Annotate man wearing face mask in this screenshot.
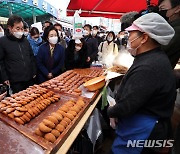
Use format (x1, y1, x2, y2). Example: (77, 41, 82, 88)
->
(98, 31, 118, 68)
(92, 26, 103, 46)
(158, 0, 180, 69)
(0, 24, 4, 38)
(54, 23, 67, 49)
(0, 15, 36, 93)
(65, 38, 88, 70)
(108, 13, 176, 154)
(83, 24, 98, 66)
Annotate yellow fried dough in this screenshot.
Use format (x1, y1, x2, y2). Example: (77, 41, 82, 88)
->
(42, 119, 55, 129)
(39, 122, 52, 133)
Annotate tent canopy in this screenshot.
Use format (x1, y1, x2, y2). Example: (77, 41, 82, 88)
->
(67, 0, 158, 19)
(0, 0, 58, 19)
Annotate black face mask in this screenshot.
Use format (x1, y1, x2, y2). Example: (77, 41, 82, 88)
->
(159, 10, 169, 21)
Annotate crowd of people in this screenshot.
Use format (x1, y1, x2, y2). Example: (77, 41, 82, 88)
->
(0, 14, 132, 93)
(0, 0, 179, 153)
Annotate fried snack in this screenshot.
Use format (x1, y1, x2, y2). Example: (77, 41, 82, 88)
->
(8, 113, 14, 119)
(42, 119, 56, 129)
(65, 113, 74, 121)
(68, 111, 77, 117)
(51, 129, 60, 138)
(47, 116, 59, 125)
(25, 112, 32, 119)
(63, 117, 71, 124)
(56, 124, 65, 132)
(22, 114, 31, 122)
(15, 117, 24, 124)
(16, 107, 27, 112)
(14, 110, 24, 117)
(51, 112, 63, 121)
(108, 65, 128, 74)
(60, 120, 68, 128)
(44, 133, 56, 143)
(57, 110, 66, 117)
(35, 128, 44, 137)
(60, 106, 69, 112)
(74, 88, 82, 93)
(6, 108, 15, 113)
(39, 123, 52, 133)
(76, 99, 85, 108)
(70, 106, 80, 113)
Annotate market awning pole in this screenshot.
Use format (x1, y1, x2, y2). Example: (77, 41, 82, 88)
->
(32, 8, 36, 23)
(8, 3, 12, 17)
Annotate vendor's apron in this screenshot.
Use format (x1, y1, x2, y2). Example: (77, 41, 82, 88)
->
(111, 114, 158, 154)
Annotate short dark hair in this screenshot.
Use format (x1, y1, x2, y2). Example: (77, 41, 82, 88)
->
(54, 23, 63, 29)
(44, 21, 53, 26)
(7, 15, 24, 27)
(43, 25, 60, 43)
(30, 27, 39, 36)
(23, 21, 29, 29)
(107, 31, 116, 41)
(159, 0, 180, 7)
(93, 26, 99, 30)
(84, 24, 92, 30)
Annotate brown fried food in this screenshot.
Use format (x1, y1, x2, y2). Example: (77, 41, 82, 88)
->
(14, 110, 24, 117)
(60, 120, 68, 128)
(47, 116, 59, 125)
(76, 99, 85, 108)
(35, 128, 44, 137)
(42, 119, 56, 129)
(55, 124, 65, 132)
(63, 117, 71, 124)
(68, 111, 77, 117)
(51, 112, 63, 121)
(60, 106, 69, 112)
(6, 108, 15, 113)
(39, 122, 52, 133)
(51, 129, 60, 138)
(44, 133, 56, 143)
(65, 113, 75, 121)
(15, 117, 24, 124)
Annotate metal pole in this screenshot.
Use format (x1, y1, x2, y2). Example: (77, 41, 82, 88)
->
(32, 8, 36, 23)
(8, 3, 12, 16)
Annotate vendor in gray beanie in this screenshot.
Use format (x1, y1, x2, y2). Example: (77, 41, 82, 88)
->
(108, 13, 176, 154)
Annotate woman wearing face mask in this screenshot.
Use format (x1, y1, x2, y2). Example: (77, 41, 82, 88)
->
(108, 13, 176, 154)
(36, 26, 65, 83)
(98, 31, 118, 68)
(65, 38, 88, 70)
(27, 27, 42, 56)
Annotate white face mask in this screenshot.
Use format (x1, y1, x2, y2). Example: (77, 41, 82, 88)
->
(75, 46, 82, 51)
(24, 32, 29, 37)
(34, 38, 39, 42)
(13, 31, 24, 39)
(127, 36, 142, 56)
(107, 36, 113, 42)
(83, 30, 89, 36)
(0, 31, 4, 37)
(49, 36, 58, 44)
(120, 35, 124, 39)
(92, 30, 98, 36)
